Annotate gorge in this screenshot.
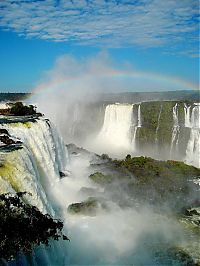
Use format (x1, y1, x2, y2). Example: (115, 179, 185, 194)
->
(0, 97, 199, 265)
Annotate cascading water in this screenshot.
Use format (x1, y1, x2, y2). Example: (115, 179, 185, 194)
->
(155, 105, 162, 146)
(94, 101, 200, 166)
(170, 103, 180, 158)
(185, 104, 200, 168)
(131, 104, 141, 152)
(138, 104, 142, 128)
(2, 119, 68, 187)
(96, 104, 133, 153)
(184, 104, 191, 128)
(0, 103, 199, 265)
(0, 116, 69, 265)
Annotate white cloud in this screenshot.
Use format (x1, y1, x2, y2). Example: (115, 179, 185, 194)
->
(0, 0, 198, 55)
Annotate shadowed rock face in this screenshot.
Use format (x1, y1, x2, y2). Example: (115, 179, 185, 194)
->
(0, 128, 22, 146)
(0, 135, 21, 145)
(0, 129, 9, 135)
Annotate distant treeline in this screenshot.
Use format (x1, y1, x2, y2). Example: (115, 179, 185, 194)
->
(100, 90, 200, 103)
(0, 93, 31, 102)
(0, 90, 199, 103)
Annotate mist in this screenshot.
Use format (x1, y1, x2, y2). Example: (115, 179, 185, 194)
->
(26, 53, 200, 264)
(30, 52, 198, 158)
(49, 148, 189, 265)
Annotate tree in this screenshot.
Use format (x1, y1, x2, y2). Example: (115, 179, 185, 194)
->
(0, 192, 69, 262)
(10, 102, 37, 116)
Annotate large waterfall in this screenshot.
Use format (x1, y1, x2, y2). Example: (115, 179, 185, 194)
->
(170, 103, 180, 158)
(0, 116, 69, 265)
(185, 104, 200, 167)
(95, 102, 200, 167)
(96, 104, 133, 153)
(0, 103, 199, 265)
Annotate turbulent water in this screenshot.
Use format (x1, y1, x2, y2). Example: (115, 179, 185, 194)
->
(0, 102, 199, 265)
(0, 116, 69, 265)
(185, 104, 200, 167)
(96, 104, 133, 153)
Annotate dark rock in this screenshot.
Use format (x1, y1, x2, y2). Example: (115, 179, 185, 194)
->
(0, 135, 15, 145)
(185, 209, 199, 216)
(0, 129, 9, 135)
(59, 171, 66, 178)
(0, 135, 22, 145)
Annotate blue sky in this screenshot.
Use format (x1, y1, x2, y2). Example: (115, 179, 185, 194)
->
(0, 0, 199, 92)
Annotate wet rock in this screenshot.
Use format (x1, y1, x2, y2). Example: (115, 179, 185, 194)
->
(0, 135, 21, 145)
(59, 170, 71, 179)
(0, 129, 9, 135)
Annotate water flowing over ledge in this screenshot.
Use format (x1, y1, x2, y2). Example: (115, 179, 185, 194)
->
(87, 101, 199, 167)
(0, 116, 69, 265)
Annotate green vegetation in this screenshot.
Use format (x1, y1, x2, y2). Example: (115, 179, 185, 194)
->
(68, 197, 107, 216)
(89, 172, 114, 185)
(0, 102, 42, 117)
(132, 101, 194, 158)
(0, 193, 69, 262)
(89, 155, 200, 212)
(101, 90, 200, 103)
(113, 156, 200, 180)
(136, 101, 175, 146)
(10, 102, 36, 116)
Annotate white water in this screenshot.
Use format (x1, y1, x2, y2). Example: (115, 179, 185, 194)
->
(131, 104, 142, 152)
(184, 104, 191, 128)
(2, 119, 68, 187)
(0, 117, 69, 265)
(95, 102, 200, 167)
(170, 103, 180, 158)
(185, 104, 200, 168)
(0, 110, 199, 265)
(96, 104, 133, 153)
(155, 105, 162, 145)
(138, 104, 142, 128)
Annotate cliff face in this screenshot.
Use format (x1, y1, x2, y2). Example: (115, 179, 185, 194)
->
(133, 102, 199, 166)
(64, 101, 199, 167)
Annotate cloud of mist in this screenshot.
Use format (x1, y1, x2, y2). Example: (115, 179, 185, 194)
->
(49, 149, 187, 265)
(30, 52, 196, 150)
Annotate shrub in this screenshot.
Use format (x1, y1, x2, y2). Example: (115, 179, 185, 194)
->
(0, 192, 69, 261)
(10, 102, 36, 116)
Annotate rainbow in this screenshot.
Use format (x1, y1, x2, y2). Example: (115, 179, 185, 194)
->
(33, 69, 199, 94)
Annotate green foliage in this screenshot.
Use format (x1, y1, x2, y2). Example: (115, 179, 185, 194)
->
(89, 172, 114, 184)
(68, 197, 103, 216)
(135, 101, 189, 149)
(114, 156, 200, 180)
(0, 193, 69, 261)
(10, 102, 37, 116)
(90, 155, 200, 212)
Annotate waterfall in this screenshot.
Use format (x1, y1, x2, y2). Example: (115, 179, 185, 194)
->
(185, 104, 200, 168)
(132, 104, 142, 151)
(184, 104, 191, 128)
(97, 104, 133, 152)
(2, 118, 68, 188)
(170, 103, 180, 158)
(138, 104, 142, 128)
(155, 105, 162, 145)
(0, 117, 69, 265)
